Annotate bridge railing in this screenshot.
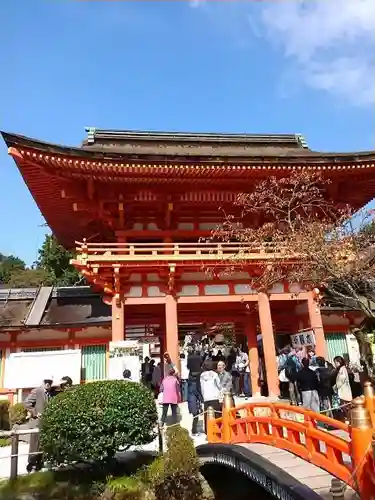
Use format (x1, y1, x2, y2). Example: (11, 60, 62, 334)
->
(207, 382, 375, 500)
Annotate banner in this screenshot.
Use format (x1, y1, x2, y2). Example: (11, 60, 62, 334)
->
(4, 350, 81, 390)
(108, 341, 142, 382)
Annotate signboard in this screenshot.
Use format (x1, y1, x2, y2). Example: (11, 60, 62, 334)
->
(108, 341, 142, 382)
(202, 453, 298, 500)
(290, 329, 315, 349)
(4, 350, 82, 390)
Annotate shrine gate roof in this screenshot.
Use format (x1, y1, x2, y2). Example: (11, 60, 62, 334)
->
(3, 128, 375, 160)
(2, 129, 375, 248)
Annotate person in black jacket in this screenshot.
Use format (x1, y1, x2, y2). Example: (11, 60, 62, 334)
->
(315, 357, 333, 416)
(292, 358, 320, 412)
(187, 348, 202, 376)
(187, 349, 203, 436)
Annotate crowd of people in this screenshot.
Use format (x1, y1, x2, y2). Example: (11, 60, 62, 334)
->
(277, 346, 366, 421)
(141, 342, 369, 435)
(139, 345, 253, 437)
(22, 344, 369, 472)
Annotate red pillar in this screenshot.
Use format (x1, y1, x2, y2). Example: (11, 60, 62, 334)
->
(165, 295, 180, 373)
(245, 317, 260, 396)
(307, 293, 327, 358)
(258, 292, 279, 398)
(111, 296, 125, 342)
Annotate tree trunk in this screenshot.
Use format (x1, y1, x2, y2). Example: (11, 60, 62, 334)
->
(352, 328, 374, 379)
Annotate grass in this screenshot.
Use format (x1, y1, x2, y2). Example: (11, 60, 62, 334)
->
(0, 437, 10, 447)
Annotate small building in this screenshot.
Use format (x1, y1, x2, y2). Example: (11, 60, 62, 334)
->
(1, 128, 374, 398)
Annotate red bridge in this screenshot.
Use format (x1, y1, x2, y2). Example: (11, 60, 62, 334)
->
(204, 382, 375, 500)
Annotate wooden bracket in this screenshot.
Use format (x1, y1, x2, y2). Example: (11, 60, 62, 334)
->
(168, 264, 176, 295)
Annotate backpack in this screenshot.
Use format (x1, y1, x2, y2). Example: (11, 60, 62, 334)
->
(285, 356, 297, 380)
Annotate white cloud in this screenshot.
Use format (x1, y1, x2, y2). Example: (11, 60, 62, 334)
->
(189, 0, 203, 8)
(191, 0, 375, 106)
(260, 0, 375, 105)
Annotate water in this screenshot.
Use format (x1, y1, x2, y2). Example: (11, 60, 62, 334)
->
(201, 463, 276, 500)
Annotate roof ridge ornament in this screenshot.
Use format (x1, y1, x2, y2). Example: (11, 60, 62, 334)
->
(85, 127, 96, 145)
(295, 133, 309, 149)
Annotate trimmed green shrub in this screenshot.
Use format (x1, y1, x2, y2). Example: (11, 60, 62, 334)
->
(9, 403, 27, 427)
(0, 400, 10, 430)
(40, 380, 158, 466)
(0, 470, 106, 500)
(105, 476, 145, 500)
(0, 471, 56, 500)
(146, 425, 202, 500)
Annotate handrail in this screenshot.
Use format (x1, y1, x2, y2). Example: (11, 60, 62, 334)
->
(76, 241, 281, 248)
(229, 402, 351, 485)
(72, 241, 297, 264)
(208, 397, 375, 499)
(0, 427, 40, 480)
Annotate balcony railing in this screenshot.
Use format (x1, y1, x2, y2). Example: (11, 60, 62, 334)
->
(73, 241, 291, 264)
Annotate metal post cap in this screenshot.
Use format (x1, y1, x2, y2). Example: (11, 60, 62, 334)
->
(364, 381, 375, 395)
(330, 478, 346, 499)
(223, 391, 234, 410)
(207, 406, 216, 420)
(350, 396, 372, 428)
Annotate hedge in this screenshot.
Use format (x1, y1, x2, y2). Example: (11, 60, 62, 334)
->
(40, 380, 158, 465)
(9, 403, 27, 427)
(0, 400, 10, 430)
(146, 426, 203, 500)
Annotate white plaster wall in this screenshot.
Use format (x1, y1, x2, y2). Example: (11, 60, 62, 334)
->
(147, 286, 165, 297)
(177, 285, 199, 296)
(126, 286, 143, 298)
(147, 273, 160, 282)
(289, 283, 303, 293)
(129, 273, 142, 282)
(234, 284, 255, 294)
(204, 285, 230, 295)
(181, 272, 206, 281)
(218, 272, 250, 280)
(199, 222, 220, 230)
(177, 222, 194, 230)
(268, 283, 285, 293)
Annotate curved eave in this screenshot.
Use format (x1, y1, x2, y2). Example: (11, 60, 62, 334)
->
(2, 130, 375, 164)
(4, 131, 375, 249)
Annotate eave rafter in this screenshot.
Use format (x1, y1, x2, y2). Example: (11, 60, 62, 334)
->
(9, 147, 375, 179)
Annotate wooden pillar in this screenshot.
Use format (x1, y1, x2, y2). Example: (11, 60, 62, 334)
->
(258, 293, 279, 398)
(165, 295, 180, 372)
(111, 296, 125, 342)
(307, 293, 327, 358)
(245, 317, 260, 397)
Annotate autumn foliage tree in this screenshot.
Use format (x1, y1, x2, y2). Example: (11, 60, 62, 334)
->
(213, 171, 375, 374)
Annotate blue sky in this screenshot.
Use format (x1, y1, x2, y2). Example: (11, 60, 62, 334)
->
(0, 0, 374, 266)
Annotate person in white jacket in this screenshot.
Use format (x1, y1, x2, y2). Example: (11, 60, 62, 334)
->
(200, 360, 222, 434)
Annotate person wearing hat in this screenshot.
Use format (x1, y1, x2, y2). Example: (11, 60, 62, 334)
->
(59, 376, 73, 391)
(24, 377, 55, 473)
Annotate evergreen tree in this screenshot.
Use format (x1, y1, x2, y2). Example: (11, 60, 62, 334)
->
(1, 235, 81, 287)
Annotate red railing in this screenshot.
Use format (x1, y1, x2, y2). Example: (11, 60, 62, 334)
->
(72, 240, 295, 264)
(208, 385, 375, 499)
